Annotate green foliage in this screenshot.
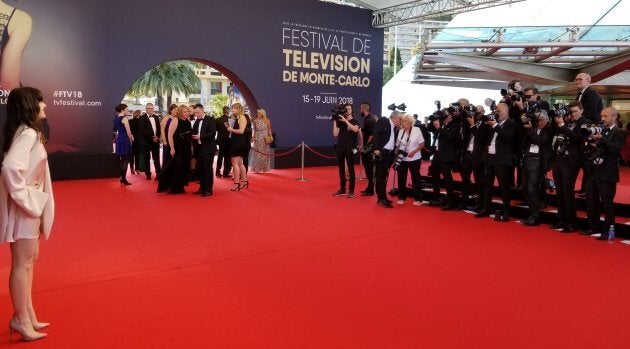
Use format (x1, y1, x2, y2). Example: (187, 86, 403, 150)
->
(127, 60, 201, 112)
(209, 94, 228, 118)
(388, 47, 403, 71)
(383, 66, 394, 86)
(410, 42, 424, 57)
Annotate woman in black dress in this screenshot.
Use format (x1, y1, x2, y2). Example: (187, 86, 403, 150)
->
(226, 103, 250, 191)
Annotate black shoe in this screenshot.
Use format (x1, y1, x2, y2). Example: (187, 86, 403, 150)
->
(579, 229, 596, 236)
(455, 202, 468, 211)
(516, 201, 529, 207)
(494, 215, 510, 222)
(560, 225, 576, 233)
(146, 176, 152, 180)
(474, 210, 489, 218)
(333, 189, 346, 196)
(200, 191, 212, 197)
(361, 191, 374, 196)
(575, 189, 585, 195)
(427, 200, 441, 207)
(550, 222, 565, 230)
(441, 204, 456, 211)
(596, 235, 608, 241)
(377, 200, 393, 208)
(347, 192, 355, 198)
(216, 173, 222, 178)
(522, 217, 540, 226)
(194, 190, 203, 195)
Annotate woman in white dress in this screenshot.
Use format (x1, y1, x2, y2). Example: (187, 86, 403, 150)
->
(0, 87, 54, 341)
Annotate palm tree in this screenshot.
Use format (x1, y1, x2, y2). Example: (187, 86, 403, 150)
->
(127, 60, 201, 112)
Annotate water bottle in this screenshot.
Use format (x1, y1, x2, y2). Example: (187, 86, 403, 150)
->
(607, 224, 615, 242)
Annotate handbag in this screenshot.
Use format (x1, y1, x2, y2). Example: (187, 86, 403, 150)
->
(264, 134, 274, 144)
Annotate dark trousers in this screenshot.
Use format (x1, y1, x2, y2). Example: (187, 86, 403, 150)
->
(216, 140, 232, 176)
(585, 177, 617, 232)
(375, 150, 394, 201)
(142, 141, 161, 179)
(131, 142, 142, 172)
(439, 160, 456, 204)
(336, 149, 356, 192)
(361, 152, 375, 193)
(197, 151, 215, 193)
(552, 158, 580, 227)
(482, 155, 513, 216)
(396, 159, 422, 201)
(522, 155, 543, 219)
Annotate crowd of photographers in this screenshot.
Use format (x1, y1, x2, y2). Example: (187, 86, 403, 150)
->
(332, 72, 628, 240)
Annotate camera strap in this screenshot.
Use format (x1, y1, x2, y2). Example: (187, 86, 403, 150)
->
(397, 129, 412, 153)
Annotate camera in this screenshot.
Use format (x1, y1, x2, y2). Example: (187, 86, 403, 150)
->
(330, 106, 346, 121)
(581, 140, 605, 165)
(392, 149, 408, 170)
(548, 103, 568, 119)
(580, 124, 605, 137)
(360, 143, 374, 155)
(500, 80, 524, 104)
(428, 110, 447, 122)
(480, 113, 496, 122)
(553, 134, 568, 155)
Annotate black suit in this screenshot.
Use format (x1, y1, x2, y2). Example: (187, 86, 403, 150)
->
(139, 113, 162, 179)
(584, 126, 628, 232)
(521, 125, 553, 219)
(192, 116, 217, 194)
(461, 120, 492, 209)
(431, 119, 461, 206)
(215, 114, 232, 176)
(552, 117, 588, 228)
(578, 86, 603, 123)
(480, 118, 517, 217)
(373, 116, 396, 202)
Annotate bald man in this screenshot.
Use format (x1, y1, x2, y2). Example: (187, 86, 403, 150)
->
(582, 107, 627, 239)
(574, 72, 603, 124)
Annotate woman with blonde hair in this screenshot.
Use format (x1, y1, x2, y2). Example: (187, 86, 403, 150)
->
(252, 108, 272, 173)
(1, 87, 54, 342)
(226, 103, 250, 190)
(395, 113, 425, 206)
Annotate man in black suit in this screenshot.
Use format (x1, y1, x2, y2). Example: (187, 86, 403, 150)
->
(460, 105, 493, 211)
(372, 111, 402, 208)
(475, 102, 517, 222)
(215, 106, 232, 178)
(574, 72, 603, 124)
(582, 107, 628, 239)
(431, 109, 461, 210)
(191, 104, 217, 197)
(139, 103, 161, 180)
(551, 101, 588, 233)
(520, 112, 553, 226)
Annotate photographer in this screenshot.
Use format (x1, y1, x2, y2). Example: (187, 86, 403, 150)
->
(583, 107, 628, 239)
(551, 101, 588, 233)
(475, 102, 517, 222)
(574, 72, 603, 124)
(429, 108, 461, 210)
(332, 103, 360, 198)
(394, 114, 425, 206)
(520, 112, 553, 226)
(359, 102, 378, 196)
(460, 105, 493, 211)
(372, 111, 402, 208)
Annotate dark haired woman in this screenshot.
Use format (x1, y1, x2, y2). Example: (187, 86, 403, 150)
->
(0, 87, 55, 341)
(113, 104, 133, 185)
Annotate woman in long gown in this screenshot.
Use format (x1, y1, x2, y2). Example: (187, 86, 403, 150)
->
(252, 108, 272, 173)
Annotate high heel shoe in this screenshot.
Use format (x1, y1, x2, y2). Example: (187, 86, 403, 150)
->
(240, 181, 249, 189)
(120, 178, 132, 186)
(230, 182, 241, 191)
(9, 317, 47, 342)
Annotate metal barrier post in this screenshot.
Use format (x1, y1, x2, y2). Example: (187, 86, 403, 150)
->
(297, 141, 308, 181)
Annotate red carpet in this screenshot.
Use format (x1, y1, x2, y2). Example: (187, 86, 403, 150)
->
(1, 166, 630, 348)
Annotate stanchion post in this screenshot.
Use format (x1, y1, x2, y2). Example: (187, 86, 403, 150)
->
(297, 141, 308, 181)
